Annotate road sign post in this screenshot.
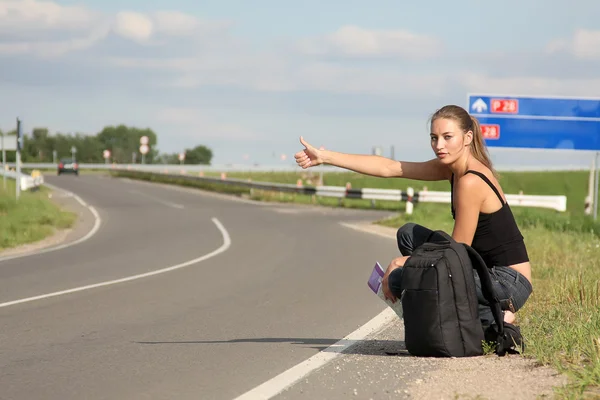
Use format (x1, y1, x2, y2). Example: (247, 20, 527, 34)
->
(16, 118, 22, 200)
(468, 93, 600, 220)
(140, 136, 149, 164)
(595, 152, 600, 220)
(1, 133, 5, 190)
(140, 144, 149, 164)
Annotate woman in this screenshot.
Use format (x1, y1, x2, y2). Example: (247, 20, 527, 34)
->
(294, 104, 533, 327)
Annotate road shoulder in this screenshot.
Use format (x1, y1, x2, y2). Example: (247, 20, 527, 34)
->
(274, 221, 568, 400)
(0, 185, 98, 260)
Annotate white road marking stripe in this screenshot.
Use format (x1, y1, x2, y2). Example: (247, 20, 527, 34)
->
(0, 217, 230, 309)
(233, 308, 396, 400)
(233, 220, 398, 399)
(129, 189, 185, 209)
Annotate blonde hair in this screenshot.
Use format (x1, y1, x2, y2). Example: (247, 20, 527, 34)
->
(430, 105, 498, 179)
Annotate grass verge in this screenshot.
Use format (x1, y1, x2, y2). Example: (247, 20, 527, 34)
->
(0, 179, 77, 251)
(111, 168, 600, 398)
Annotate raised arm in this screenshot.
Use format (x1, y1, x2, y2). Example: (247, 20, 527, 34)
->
(295, 136, 451, 181)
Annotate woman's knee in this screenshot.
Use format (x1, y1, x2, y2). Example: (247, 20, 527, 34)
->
(396, 222, 433, 255)
(396, 223, 418, 255)
(495, 268, 533, 313)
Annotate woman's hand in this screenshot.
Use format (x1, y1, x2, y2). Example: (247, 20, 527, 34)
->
(382, 256, 409, 303)
(295, 136, 323, 169)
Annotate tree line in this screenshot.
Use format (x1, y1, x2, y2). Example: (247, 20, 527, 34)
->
(0, 124, 213, 165)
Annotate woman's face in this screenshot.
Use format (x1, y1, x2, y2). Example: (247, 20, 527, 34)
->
(430, 118, 470, 164)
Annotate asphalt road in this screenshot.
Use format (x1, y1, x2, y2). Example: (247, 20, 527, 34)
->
(0, 174, 402, 400)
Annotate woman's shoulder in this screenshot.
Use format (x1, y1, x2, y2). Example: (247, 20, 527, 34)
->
(456, 166, 503, 194)
(458, 164, 500, 185)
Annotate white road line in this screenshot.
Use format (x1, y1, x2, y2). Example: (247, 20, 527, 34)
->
(0, 183, 102, 263)
(129, 189, 185, 209)
(0, 217, 230, 309)
(233, 220, 398, 400)
(233, 308, 396, 400)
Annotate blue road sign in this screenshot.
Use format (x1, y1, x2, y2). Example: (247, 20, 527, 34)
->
(467, 94, 600, 151)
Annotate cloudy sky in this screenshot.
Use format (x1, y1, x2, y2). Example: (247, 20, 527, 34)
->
(1, 0, 600, 168)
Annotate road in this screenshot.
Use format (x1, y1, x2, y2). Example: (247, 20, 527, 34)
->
(0, 174, 401, 400)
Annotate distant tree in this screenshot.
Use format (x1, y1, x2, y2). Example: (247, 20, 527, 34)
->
(183, 145, 213, 165)
(96, 125, 159, 164)
(2, 123, 214, 165)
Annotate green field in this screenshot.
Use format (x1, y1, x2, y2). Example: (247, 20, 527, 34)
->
(201, 168, 591, 213)
(0, 179, 77, 251)
(111, 167, 600, 398)
(112, 168, 599, 237)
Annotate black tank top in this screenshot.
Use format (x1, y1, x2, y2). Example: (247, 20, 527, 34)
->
(450, 170, 529, 268)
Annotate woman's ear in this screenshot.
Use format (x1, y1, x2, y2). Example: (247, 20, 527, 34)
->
(465, 130, 474, 146)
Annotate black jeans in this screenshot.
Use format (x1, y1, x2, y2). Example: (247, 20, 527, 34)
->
(388, 223, 533, 327)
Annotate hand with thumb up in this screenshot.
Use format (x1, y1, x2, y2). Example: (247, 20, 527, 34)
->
(295, 136, 324, 169)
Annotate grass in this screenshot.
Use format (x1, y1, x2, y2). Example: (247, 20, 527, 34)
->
(0, 179, 77, 251)
(111, 167, 600, 398)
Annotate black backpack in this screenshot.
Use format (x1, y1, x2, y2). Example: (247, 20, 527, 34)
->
(399, 230, 524, 357)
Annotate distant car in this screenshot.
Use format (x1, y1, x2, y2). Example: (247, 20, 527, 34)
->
(58, 158, 79, 176)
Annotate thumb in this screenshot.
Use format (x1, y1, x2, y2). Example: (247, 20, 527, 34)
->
(300, 136, 311, 149)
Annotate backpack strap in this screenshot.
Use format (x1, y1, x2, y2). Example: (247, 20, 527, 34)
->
(463, 244, 527, 356)
(463, 245, 504, 333)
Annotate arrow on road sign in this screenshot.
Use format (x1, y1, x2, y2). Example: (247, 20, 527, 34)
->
(471, 98, 487, 113)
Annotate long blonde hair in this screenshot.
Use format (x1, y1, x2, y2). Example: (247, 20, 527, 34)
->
(430, 105, 498, 179)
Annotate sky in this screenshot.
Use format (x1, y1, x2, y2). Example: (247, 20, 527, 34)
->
(1, 0, 600, 168)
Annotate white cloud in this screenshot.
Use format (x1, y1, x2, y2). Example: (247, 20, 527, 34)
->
(112, 54, 449, 96)
(0, 0, 228, 57)
(0, 0, 109, 57)
(460, 73, 600, 97)
(152, 11, 230, 36)
(113, 11, 154, 42)
(292, 63, 448, 96)
(297, 25, 442, 59)
(112, 11, 224, 42)
(0, 26, 109, 57)
(156, 108, 265, 140)
(0, 0, 97, 32)
(546, 29, 600, 59)
(3, 4, 600, 110)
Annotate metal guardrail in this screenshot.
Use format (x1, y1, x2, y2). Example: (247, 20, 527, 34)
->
(109, 167, 568, 213)
(10, 162, 594, 173)
(6, 163, 568, 212)
(2, 169, 44, 191)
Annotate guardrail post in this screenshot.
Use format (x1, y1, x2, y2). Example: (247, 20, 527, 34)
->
(406, 187, 414, 215)
(340, 182, 351, 206)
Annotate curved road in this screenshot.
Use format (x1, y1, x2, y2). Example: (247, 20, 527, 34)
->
(0, 174, 400, 400)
